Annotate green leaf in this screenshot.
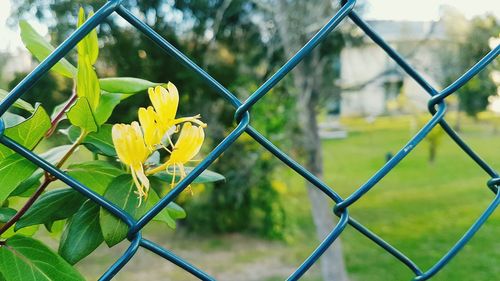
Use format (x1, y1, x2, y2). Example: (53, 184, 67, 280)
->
(94, 92, 131, 125)
(99, 77, 163, 93)
(77, 8, 99, 65)
(152, 204, 176, 229)
(68, 125, 116, 156)
(19, 20, 77, 78)
(76, 56, 100, 111)
(148, 176, 186, 224)
(9, 172, 41, 197)
(99, 175, 140, 247)
(59, 201, 103, 264)
(87, 11, 99, 64)
(77, 8, 86, 56)
(46, 219, 65, 235)
(0, 235, 85, 281)
(147, 177, 183, 228)
(153, 167, 225, 184)
(100, 175, 174, 247)
(166, 202, 186, 220)
(0, 105, 50, 160)
(0, 155, 37, 204)
(10, 145, 73, 198)
(0, 89, 34, 113)
(15, 189, 86, 231)
(0, 208, 17, 223)
(1, 225, 39, 239)
(67, 160, 124, 195)
(67, 97, 98, 132)
(75, 8, 100, 114)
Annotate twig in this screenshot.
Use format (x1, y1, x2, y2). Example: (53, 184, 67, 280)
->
(0, 176, 54, 236)
(45, 83, 78, 137)
(55, 130, 88, 169)
(0, 130, 87, 236)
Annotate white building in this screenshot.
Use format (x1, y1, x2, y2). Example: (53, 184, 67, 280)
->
(339, 20, 446, 117)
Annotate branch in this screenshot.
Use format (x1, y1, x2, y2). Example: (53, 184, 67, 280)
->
(54, 130, 87, 169)
(0, 175, 53, 236)
(203, 0, 233, 68)
(0, 130, 87, 236)
(341, 68, 394, 91)
(45, 82, 78, 137)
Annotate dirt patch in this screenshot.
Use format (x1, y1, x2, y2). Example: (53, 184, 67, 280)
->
(77, 232, 319, 281)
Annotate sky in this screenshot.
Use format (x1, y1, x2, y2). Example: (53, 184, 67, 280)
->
(0, 0, 499, 52)
(365, 0, 500, 21)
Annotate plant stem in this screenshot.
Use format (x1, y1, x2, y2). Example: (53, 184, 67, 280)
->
(0, 176, 53, 236)
(0, 130, 87, 236)
(55, 130, 88, 169)
(45, 84, 78, 137)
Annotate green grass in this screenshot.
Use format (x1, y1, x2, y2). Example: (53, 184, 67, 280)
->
(72, 114, 499, 281)
(279, 115, 500, 281)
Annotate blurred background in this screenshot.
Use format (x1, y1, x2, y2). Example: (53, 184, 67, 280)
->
(1, 0, 499, 280)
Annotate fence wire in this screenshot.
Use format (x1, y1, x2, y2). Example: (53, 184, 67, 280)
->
(1, 0, 499, 280)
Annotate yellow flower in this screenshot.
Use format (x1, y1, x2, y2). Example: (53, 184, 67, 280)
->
(112, 122, 150, 204)
(147, 122, 205, 188)
(148, 83, 179, 132)
(113, 82, 208, 203)
(148, 83, 206, 134)
(168, 122, 205, 166)
(138, 106, 163, 151)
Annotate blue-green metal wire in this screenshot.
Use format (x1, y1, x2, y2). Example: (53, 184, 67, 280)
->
(0, 0, 498, 280)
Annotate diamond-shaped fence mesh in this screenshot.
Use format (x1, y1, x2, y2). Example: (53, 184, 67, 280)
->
(0, 0, 499, 280)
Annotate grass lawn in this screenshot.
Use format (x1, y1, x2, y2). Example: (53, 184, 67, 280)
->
(279, 114, 500, 281)
(73, 114, 499, 280)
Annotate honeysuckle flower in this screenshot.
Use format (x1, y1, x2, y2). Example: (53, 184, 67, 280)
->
(112, 82, 207, 204)
(138, 106, 163, 151)
(148, 83, 178, 132)
(112, 122, 150, 205)
(147, 122, 205, 188)
(148, 84, 206, 137)
(168, 122, 205, 172)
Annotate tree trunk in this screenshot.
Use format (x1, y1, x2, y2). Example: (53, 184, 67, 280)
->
(295, 63, 349, 281)
(271, 1, 350, 279)
(307, 184, 349, 281)
(301, 109, 349, 281)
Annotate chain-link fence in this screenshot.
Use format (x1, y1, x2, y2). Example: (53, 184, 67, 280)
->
(1, 0, 499, 280)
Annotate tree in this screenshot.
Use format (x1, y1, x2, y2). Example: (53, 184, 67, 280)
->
(9, 0, 291, 238)
(252, 0, 352, 280)
(8, 71, 71, 114)
(10, 1, 354, 279)
(439, 8, 500, 121)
